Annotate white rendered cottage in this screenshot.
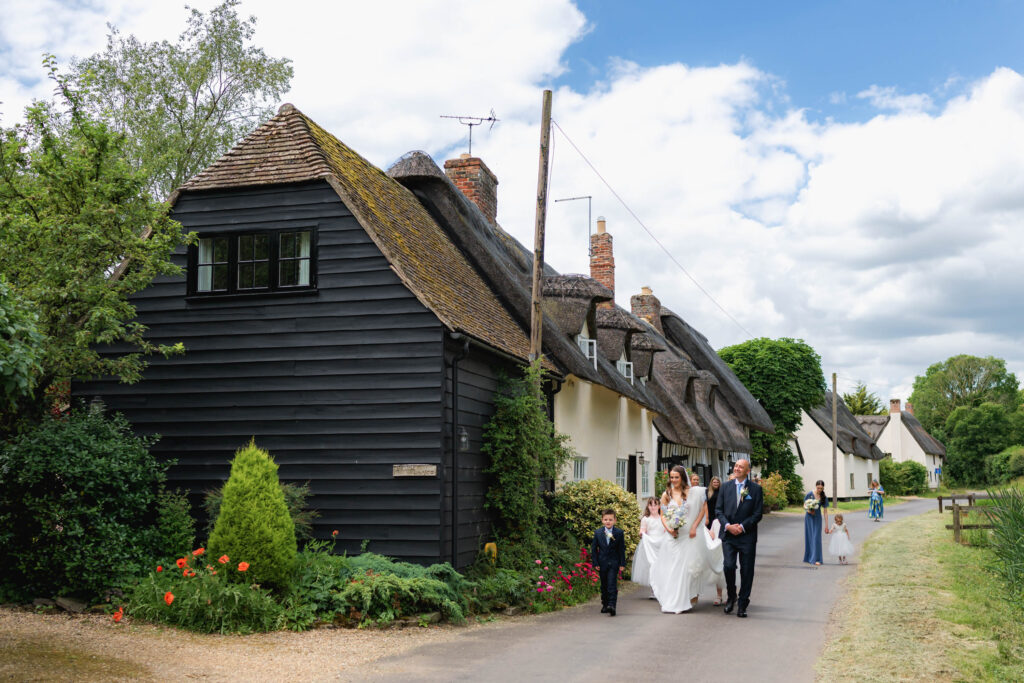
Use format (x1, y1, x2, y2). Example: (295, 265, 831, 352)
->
(856, 399, 946, 489)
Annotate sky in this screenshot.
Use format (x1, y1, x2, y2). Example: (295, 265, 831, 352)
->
(2, 0, 1023, 406)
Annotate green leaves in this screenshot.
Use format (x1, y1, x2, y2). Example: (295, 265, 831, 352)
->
(0, 279, 44, 410)
(842, 381, 887, 416)
(910, 354, 1020, 437)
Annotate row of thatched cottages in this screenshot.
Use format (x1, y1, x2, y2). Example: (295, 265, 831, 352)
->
(76, 104, 774, 568)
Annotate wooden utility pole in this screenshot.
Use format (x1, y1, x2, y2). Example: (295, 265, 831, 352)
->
(529, 89, 553, 364)
(831, 372, 838, 509)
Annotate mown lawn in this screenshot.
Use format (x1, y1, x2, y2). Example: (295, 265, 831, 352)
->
(817, 510, 1024, 682)
(781, 496, 910, 515)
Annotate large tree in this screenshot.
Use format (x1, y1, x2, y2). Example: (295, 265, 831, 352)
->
(944, 402, 1015, 486)
(72, 0, 293, 199)
(0, 60, 184, 425)
(909, 355, 1020, 439)
(719, 337, 826, 501)
(842, 381, 887, 416)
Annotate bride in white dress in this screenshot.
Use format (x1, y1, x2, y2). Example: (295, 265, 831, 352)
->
(650, 466, 726, 613)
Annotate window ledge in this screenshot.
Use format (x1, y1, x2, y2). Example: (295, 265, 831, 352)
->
(186, 288, 318, 304)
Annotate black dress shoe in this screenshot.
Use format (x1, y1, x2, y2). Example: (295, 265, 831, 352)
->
(600, 606, 609, 613)
(737, 607, 748, 618)
(608, 608, 616, 617)
(723, 599, 735, 614)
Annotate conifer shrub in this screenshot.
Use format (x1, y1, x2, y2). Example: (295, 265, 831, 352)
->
(207, 440, 297, 591)
(202, 480, 317, 540)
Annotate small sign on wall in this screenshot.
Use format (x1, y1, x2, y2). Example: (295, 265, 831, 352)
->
(393, 464, 438, 478)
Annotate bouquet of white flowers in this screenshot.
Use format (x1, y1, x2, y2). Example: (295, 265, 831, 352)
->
(804, 498, 820, 513)
(664, 504, 687, 531)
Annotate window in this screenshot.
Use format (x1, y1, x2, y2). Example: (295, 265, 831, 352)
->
(190, 229, 315, 295)
(866, 473, 873, 489)
(616, 358, 634, 384)
(576, 334, 597, 368)
(850, 473, 855, 490)
(641, 461, 651, 497)
(572, 457, 587, 482)
(615, 459, 628, 489)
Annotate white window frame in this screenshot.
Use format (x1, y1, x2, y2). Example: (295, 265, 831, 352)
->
(572, 457, 587, 482)
(616, 356, 634, 385)
(615, 458, 628, 489)
(641, 461, 651, 497)
(575, 334, 598, 369)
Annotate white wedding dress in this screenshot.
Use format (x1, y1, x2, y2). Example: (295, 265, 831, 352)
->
(650, 487, 725, 613)
(631, 514, 668, 586)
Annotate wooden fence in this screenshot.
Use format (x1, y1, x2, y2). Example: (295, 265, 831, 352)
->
(944, 503, 994, 544)
(936, 493, 989, 513)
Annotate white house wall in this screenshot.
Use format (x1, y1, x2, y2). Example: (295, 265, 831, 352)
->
(792, 411, 879, 499)
(874, 413, 941, 489)
(554, 375, 653, 504)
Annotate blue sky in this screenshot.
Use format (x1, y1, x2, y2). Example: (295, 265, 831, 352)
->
(2, 0, 1023, 401)
(556, 0, 1024, 122)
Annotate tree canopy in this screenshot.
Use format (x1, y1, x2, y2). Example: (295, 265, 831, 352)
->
(0, 60, 184, 424)
(719, 337, 826, 500)
(909, 354, 1020, 438)
(841, 381, 887, 416)
(72, 0, 293, 199)
(944, 402, 1016, 486)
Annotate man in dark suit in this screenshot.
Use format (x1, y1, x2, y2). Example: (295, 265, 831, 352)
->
(590, 508, 626, 616)
(715, 459, 763, 618)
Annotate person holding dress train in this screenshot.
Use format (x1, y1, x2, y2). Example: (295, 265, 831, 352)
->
(827, 513, 854, 564)
(631, 497, 667, 594)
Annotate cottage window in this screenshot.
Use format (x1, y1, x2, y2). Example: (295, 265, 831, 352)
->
(615, 459, 628, 489)
(641, 461, 651, 497)
(190, 229, 315, 296)
(866, 473, 873, 489)
(576, 334, 597, 369)
(572, 457, 587, 482)
(850, 473, 855, 490)
(616, 356, 634, 384)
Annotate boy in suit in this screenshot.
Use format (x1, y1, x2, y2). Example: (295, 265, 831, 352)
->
(590, 508, 626, 616)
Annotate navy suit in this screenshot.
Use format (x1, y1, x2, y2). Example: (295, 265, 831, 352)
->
(590, 526, 626, 610)
(715, 478, 764, 610)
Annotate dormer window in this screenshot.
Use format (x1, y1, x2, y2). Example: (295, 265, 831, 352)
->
(616, 353, 634, 385)
(189, 228, 316, 296)
(576, 324, 597, 369)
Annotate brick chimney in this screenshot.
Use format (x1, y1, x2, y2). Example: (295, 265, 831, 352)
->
(631, 286, 663, 334)
(444, 154, 498, 224)
(905, 401, 914, 415)
(590, 217, 614, 305)
(889, 399, 901, 415)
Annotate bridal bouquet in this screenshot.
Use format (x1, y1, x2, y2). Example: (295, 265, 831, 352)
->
(804, 498, 820, 513)
(664, 505, 687, 531)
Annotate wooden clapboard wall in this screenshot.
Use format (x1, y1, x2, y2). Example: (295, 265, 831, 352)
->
(76, 179, 452, 563)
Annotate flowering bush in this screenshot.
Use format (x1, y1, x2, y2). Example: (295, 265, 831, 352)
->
(760, 472, 788, 511)
(128, 548, 283, 634)
(528, 550, 601, 613)
(547, 479, 641, 567)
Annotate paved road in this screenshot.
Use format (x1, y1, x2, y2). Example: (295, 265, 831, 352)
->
(354, 498, 933, 683)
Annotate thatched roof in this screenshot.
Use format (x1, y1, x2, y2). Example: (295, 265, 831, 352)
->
(854, 415, 889, 441)
(901, 412, 947, 457)
(806, 392, 885, 460)
(540, 275, 612, 338)
(176, 104, 546, 369)
(388, 151, 663, 412)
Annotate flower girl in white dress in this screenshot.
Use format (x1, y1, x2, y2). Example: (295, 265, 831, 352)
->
(828, 513, 854, 564)
(631, 497, 667, 593)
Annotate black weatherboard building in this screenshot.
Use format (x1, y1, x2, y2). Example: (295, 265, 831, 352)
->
(78, 104, 548, 568)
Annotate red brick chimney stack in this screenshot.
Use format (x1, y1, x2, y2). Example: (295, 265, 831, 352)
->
(444, 154, 499, 224)
(630, 286, 663, 334)
(590, 217, 614, 306)
(890, 399, 901, 415)
(905, 401, 914, 415)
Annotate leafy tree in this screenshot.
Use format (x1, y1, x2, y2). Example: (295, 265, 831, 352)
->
(910, 355, 1020, 439)
(0, 279, 44, 419)
(0, 60, 184, 421)
(842, 381, 887, 416)
(719, 338, 826, 503)
(944, 402, 1015, 486)
(72, 0, 293, 199)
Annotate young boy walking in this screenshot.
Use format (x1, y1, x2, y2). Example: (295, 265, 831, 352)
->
(590, 508, 626, 616)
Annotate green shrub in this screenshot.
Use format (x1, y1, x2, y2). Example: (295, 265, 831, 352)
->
(469, 569, 531, 613)
(880, 459, 929, 495)
(207, 440, 297, 591)
(0, 408, 166, 601)
(784, 472, 806, 504)
(336, 572, 465, 625)
(129, 555, 283, 634)
(986, 485, 1024, 604)
(655, 469, 669, 498)
(547, 479, 641, 565)
(987, 445, 1024, 484)
(149, 489, 196, 560)
(1009, 450, 1024, 481)
(203, 480, 318, 540)
(760, 472, 788, 511)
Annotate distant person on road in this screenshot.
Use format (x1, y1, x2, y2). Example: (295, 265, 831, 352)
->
(803, 480, 830, 566)
(631, 497, 666, 594)
(869, 480, 885, 522)
(827, 513, 854, 565)
(715, 458, 763, 618)
(591, 508, 626, 617)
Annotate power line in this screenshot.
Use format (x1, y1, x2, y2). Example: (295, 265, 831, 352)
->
(550, 118, 755, 340)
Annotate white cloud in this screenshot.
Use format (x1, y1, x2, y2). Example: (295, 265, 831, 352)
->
(2, 1, 1022, 406)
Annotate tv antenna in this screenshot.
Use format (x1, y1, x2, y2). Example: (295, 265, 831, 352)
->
(554, 195, 593, 256)
(440, 109, 499, 156)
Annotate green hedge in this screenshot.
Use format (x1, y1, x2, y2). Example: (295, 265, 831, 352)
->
(547, 479, 641, 564)
(879, 458, 929, 495)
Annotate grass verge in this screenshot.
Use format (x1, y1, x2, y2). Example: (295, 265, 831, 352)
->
(782, 496, 910, 515)
(817, 510, 1024, 682)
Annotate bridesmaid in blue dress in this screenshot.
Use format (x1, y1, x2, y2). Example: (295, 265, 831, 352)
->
(803, 480, 830, 566)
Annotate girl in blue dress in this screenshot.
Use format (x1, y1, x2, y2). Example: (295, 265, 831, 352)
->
(869, 480, 885, 521)
(803, 479, 830, 566)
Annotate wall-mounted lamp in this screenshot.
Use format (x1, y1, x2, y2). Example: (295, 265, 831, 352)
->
(458, 426, 470, 452)
(636, 451, 646, 466)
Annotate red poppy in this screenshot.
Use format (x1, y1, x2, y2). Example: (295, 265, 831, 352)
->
(186, 570, 196, 577)
(218, 555, 229, 564)
(183, 569, 190, 577)
(237, 562, 250, 572)
(331, 530, 339, 537)
(192, 548, 205, 557)
(112, 607, 124, 623)
(164, 592, 174, 606)
(175, 557, 187, 569)
(156, 565, 163, 573)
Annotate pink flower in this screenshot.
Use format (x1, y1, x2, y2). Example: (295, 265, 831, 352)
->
(546, 586, 553, 591)
(535, 559, 542, 565)
(544, 566, 549, 570)
(536, 588, 543, 593)
(538, 575, 543, 580)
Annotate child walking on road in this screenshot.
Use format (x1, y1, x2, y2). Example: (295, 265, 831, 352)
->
(828, 513, 854, 564)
